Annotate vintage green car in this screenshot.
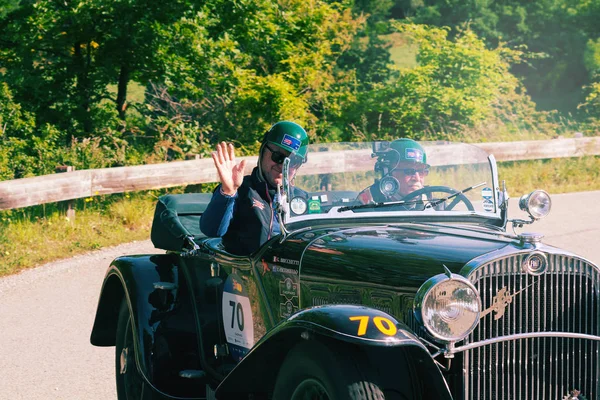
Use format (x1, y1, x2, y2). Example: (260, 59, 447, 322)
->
(90, 141, 599, 400)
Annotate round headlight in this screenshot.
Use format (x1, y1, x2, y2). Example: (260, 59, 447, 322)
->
(519, 190, 551, 219)
(414, 273, 481, 342)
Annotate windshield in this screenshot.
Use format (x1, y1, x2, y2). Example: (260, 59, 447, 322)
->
(281, 141, 499, 224)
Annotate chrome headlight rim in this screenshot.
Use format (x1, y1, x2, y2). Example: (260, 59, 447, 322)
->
(519, 190, 552, 220)
(414, 273, 481, 343)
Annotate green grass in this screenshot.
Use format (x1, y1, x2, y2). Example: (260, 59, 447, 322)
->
(103, 80, 146, 118)
(0, 193, 156, 277)
(106, 80, 146, 103)
(499, 156, 600, 196)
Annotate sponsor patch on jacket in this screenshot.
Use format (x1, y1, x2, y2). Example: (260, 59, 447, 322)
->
(281, 134, 301, 151)
(405, 148, 424, 163)
(252, 198, 265, 210)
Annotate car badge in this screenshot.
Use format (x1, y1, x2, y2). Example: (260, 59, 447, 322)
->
(480, 281, 537, 321)
(522, 251, 548, 275)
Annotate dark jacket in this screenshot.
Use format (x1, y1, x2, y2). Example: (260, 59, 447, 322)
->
(357, 181, 388, 204)
(221, 168, 276, 255)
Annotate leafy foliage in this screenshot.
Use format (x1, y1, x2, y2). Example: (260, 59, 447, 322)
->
(144, 0, 363, 151)
(1, 0, 599, 182)
(339, 23, 530, 140)
(394, 0, 598, 113)
(0, 0, 190, 136)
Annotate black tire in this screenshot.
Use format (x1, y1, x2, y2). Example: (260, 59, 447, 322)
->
(273, 340, 385, 400)
(116, 298, 148, 399)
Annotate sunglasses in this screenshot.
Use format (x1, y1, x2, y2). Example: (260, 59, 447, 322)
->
(265, 144, 304, 168)
(400, 168, 429, 176)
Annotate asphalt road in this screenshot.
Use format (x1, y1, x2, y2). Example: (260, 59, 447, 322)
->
(0, 191, 599, 400)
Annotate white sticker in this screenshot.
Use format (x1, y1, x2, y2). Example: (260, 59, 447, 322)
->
(222, 276, 254, 351)
(481, 187, 494, 212)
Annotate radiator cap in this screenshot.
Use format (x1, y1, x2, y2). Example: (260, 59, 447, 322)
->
(519, 232, 544, 244)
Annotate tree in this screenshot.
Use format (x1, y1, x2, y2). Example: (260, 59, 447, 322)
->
(390, 0, 594, 113)
(339, 23, 528, 140)
(144, 0, 363, 156)
(0, 0, 191, 138)
(0, 0, 21, 18)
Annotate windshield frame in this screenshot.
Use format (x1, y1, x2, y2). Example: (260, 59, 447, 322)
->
(278, 141, 503, 230)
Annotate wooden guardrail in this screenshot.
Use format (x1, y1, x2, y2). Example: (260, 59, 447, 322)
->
(1, 137, 599, 211)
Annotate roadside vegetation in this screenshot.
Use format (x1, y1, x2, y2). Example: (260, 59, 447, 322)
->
(2, 0, 600, 275)
(0, 193, 155, 276)
(1, 155, 599, 276)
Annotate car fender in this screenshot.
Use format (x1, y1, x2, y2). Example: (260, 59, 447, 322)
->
(90, 254, 181, 380)
(216, 305, 451, 399)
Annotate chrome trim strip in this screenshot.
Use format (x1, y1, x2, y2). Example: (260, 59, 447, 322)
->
(280, 226, 313, 243)
(488, 154, 499, 215)
(451, 332, 600, 354)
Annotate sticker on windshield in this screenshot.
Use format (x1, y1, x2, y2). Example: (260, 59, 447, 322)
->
(308, 197, 321, 214)
(481, 187, 494, 212)
(222, 273, 254, 361)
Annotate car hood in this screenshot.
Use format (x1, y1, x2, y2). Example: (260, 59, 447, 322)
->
(294, 223, 515, 289)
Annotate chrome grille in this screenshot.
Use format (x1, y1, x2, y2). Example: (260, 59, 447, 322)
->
(465, 253, 600, 400)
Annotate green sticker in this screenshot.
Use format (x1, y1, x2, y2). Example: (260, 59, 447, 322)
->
(308, 198, 321, 214)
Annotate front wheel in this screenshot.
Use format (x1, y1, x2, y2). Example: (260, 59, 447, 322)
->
(273, 340, 387, 400)
(116, 298, 147, 399)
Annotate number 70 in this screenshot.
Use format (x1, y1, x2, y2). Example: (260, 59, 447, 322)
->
(349, 316, 397, 336)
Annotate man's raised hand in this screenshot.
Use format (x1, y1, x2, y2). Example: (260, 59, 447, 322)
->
(211, 142, 247, 196)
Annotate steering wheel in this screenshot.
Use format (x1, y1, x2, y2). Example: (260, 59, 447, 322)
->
(401, 185, 475, 211)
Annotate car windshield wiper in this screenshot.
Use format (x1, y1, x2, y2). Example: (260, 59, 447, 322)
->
(424, 182, 486, 209)
(337, 198, 427, 212)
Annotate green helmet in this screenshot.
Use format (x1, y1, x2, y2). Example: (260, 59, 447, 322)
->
(389, 138, 428, 166)
(263, 121, 309, 159)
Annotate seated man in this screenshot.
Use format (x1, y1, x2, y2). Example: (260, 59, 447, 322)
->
(357, 138, 429, 205)
(200, 121, 309, 255)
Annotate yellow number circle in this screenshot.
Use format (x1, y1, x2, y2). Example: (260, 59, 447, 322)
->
(373, 316, 397, 336)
